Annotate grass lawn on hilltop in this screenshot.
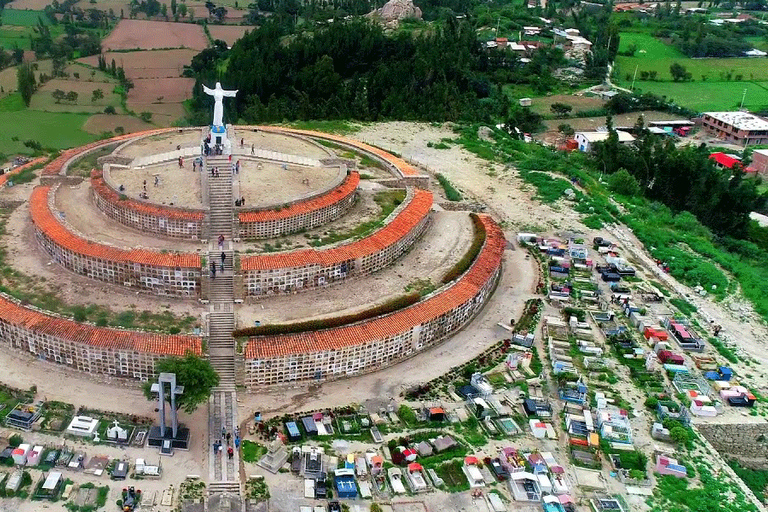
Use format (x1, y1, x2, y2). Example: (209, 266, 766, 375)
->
(0, 94, 97, 155)
(1, 9, 51, 26)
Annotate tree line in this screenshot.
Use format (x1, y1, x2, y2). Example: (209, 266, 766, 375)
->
(187, 18, 511, 124)
(593, 115, 764, 239)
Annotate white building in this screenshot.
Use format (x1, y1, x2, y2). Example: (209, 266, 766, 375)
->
(575, 131, 635, 152)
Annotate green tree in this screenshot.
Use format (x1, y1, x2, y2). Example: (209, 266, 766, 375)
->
(669, 425, 690, 444)
(16, 63, 36, 107)
(558, 124, 574, 137)
(171, 0, 177, 14)
(608, 168, 641, 196)
(66, 90, 78, 103)
(178, 2, 187, 17)
(670, 62, 688, 82)
(140, 111, 153, 122)
(550, 102, 573, 117)
(142, 353, 220, 413)
(52, 88, 66, 103)
(91, 88, 104, 102)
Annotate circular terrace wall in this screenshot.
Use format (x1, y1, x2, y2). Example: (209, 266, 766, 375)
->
(243, 214, 505, 386)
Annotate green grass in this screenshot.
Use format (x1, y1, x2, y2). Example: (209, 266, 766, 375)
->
(0, 27, 34, 51)
(241, 440, 267, 463)
(616, 32, 768, 82)
(1, 9, 50, 27)
(436, 173, 462, 201)
(669, 298, 698, 316)
(308, 189, 405, 246)
(626, 80, 768, 112)
(614, 32, 768, 111)
(286, 119, 359, 135)
(0, 94, 97, 154)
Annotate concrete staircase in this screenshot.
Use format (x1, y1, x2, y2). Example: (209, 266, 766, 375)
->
(203, 144, 242, 502)
(206, 156, 234, 240)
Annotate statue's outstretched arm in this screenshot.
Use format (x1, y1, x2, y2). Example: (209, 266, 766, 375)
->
(202, 84, 214, 95)
(222, 89, 238, 98)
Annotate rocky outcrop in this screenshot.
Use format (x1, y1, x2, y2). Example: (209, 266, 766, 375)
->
(368, 0, 422, 28)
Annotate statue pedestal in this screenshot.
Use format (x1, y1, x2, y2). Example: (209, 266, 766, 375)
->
(210, 125, 231, 154)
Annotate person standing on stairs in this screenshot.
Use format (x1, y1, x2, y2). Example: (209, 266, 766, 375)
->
(220, 251, 226, 272)
(210, 261, 216, 279)
(218, 234, 224, 249)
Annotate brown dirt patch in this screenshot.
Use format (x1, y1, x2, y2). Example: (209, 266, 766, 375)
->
(530, 94, 606, 115)
(238, 160, 340, 208)
(0, 66, 17, 97)
(102, 20, 208, 51)
(110, 162, 203, 208)
(128, 77, 195, 104)
(232, 130, 333, 160)
(79, 49, 198, 80)
(207, 25, 257, 46)
(30, 78, 118, 112)
(126, 101, 188, 126)
(83, 114, 154, 135)
(5, 0, 50, 8)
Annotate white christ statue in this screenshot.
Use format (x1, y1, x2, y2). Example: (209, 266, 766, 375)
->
(202, 82, 238, 127)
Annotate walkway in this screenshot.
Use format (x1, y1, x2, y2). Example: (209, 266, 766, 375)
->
(203, 147, 242, 505)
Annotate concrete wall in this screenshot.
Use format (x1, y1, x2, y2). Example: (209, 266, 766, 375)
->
(697, 422, 768, 469)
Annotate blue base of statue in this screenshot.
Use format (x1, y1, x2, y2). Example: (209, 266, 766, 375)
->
(208, 124, 231, 155)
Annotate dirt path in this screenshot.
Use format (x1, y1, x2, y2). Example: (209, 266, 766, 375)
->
(237, 210, 474, 325)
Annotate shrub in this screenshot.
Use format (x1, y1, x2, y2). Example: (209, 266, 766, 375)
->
(441, 214, 486, 284)
(436, 173, 462, 201)
(608, 168, 641, 197)
(104, 106, 116, 114)
(233, 292, 421, 337)
(9, 434, 22, 447)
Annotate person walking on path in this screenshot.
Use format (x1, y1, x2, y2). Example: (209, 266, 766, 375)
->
(221, 426, 226, 437)
(218, 234, 224, 249)
(226, 432, 231, 443)
(220, 251, 226, 272)
(178, 156, 183, 168)
(235, 436, 240, 448)
(154, 175, 159, 187)
(227, 446, 234, 459)
(210, 261, 216, 279)
(251, 144, 255, 155)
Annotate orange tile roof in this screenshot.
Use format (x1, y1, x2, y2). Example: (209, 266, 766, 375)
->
(239, 171, 359, 223)
(42, 128, 178, 176)
(0, 157, 47, 187)
(0, 293, 201, 356)
(30, 186, 201, 268)
(244, 214, 505, 359)
(91, 170, 205, 221)
(240, 188, 432, 272)
(250, 126, 421, 177)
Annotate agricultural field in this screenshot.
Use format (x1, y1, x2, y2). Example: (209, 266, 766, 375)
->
(0, 8, 60, 52)
(82, 113, 153, 134)
(208, 24, 257, 46)
(529, 93, 606, 116)
(0, 94, 96, 155)
(1, 8, 50, 26)
(0, 25, 34, 50)
(614, 32, 768, 111)
(101, 19, 208, 51)
(30, 78, 121, 113)
(629, 80, 768, 112)
(4, 0, 51, 9)
(78, 49, 198, 80)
